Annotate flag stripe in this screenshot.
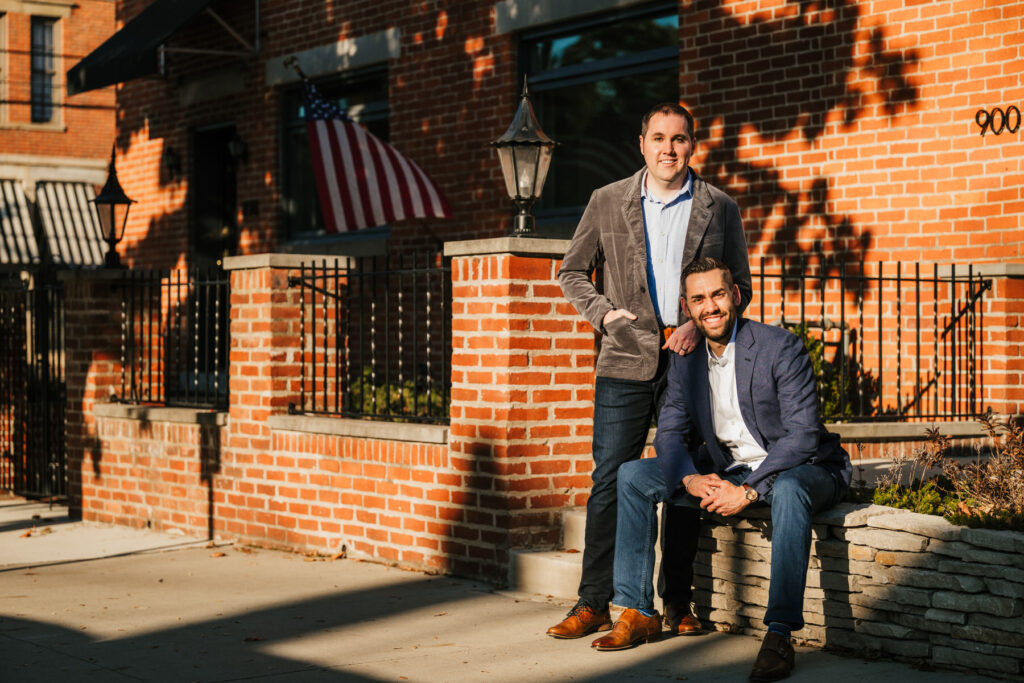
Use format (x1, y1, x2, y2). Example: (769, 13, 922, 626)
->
(378, 138, 416, 222)
(337, 119, 371, 230)
(353, 125, 389, 226)
(302, 81, 452, 232)
(307, 120, 341, 232)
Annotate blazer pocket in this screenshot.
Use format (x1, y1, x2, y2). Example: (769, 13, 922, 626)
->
(604, 316, 641, 357)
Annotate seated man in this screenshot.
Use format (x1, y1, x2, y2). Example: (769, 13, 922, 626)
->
(592, 257, 851, 683)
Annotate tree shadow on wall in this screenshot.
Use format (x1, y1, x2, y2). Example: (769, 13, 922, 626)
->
(688, 0, 920, 271)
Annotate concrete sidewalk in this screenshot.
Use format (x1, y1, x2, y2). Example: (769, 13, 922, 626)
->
(0, 498, 987, 682)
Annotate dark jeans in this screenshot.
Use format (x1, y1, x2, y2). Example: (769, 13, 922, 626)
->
(577, 364, 701, 609)
(613, 459, 846, 629)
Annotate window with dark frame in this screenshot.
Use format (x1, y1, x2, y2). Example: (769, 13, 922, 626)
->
(30, 16, 56, 123)
(280, 66, 389, 241)
(519, 3, 679, 238)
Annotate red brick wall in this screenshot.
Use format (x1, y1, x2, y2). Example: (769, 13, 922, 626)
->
(109, 0, 1022, 272)
(112, 0, 515, 270)
(64, 275, 126, 517)
(65, 260, 531, 582)
(0, 2, 114, 157)
(62, 246, 1023, 586)
(80, 416, 222, 532)
(682, 0, 1024, 266)
(448, 247, 599, 550)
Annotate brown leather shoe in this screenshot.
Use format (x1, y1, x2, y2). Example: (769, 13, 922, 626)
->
(591, 609, 662, 651)
(749, 631, 795, 681)
(664, 603, 703, 636)
(546, 602, 612, 639)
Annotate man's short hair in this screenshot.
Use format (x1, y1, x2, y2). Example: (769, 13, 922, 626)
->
(681, 257, 734, 294)
(641, 102, 695, 139)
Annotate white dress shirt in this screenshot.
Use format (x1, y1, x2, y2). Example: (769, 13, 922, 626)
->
(707, 324, 768, 471)
(641, 170, 693, 326)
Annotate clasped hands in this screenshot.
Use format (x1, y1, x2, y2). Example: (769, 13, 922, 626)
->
(682, 473, 751, 517)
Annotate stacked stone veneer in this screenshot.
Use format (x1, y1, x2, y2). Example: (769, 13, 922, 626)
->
(694, 503, 1024, 679)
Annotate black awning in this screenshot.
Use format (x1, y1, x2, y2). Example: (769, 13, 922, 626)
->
(66, 0, 214, 96)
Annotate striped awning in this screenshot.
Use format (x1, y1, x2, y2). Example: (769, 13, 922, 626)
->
(0, 180, 41, 267)
(36, 181, 108, 268)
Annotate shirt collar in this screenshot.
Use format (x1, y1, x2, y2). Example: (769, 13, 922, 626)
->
(707, 320, 739, 368)
(640, 169, 692, 205)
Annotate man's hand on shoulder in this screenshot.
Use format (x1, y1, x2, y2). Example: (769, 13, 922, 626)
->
(699, 479, 751, 517)
(662, 320, 700, 355)
(602, 308, 637, 329)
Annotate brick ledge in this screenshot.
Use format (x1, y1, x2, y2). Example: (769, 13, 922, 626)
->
(267, 414, 448, 444)
(93, 402, 226, 426)
(444, 237, 569, 258)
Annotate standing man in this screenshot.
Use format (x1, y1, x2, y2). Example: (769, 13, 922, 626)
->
(593, 258, 851, 683)
(549, 103, 752, 639)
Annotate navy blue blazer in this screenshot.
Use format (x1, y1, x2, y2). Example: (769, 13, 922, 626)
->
(654, 318, 851, 498)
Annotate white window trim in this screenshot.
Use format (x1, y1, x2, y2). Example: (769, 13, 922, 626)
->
(265, 28, 401, 87)
(494, 0, 651, 34)
(0, 1, 73, 18)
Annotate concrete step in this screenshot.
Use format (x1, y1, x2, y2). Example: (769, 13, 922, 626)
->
(511, 506, 664, 600)
(510, 549, 582, 600)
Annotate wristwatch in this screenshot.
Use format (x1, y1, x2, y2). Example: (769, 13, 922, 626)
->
(743, 484, 759, 502)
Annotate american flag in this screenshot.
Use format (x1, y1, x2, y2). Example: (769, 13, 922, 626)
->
(303, 81, 452, 233)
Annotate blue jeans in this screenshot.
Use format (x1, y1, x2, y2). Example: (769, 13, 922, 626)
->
(613, 458, 845, 629)
(578, 371, 701, 608)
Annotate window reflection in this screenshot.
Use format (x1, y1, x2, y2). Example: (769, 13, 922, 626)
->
(522, 5, 680, 237)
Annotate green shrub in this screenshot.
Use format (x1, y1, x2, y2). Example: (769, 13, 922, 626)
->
(787, 324, 873, 422)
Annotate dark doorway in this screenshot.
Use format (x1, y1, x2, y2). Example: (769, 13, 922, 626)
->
(191, 125, 239, 270)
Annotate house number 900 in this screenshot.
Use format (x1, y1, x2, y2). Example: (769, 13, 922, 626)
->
(975, 106, 1021, 136)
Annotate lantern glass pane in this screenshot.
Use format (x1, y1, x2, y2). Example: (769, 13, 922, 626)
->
(534, 145, 554, 198)
(513, 145, 539, 199)
(495, 147, 517, 199)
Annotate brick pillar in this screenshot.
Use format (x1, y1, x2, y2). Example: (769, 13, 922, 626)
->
(445, 237, 596, 559)
(62, 271, 125, 518)
(976, 264, 1024, 417)
(217, 255, 305, 543)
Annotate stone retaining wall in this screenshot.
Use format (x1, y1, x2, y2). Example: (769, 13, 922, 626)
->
(693, 503, 1024, 680)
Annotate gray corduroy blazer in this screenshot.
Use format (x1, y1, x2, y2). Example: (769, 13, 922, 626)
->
(558, 168, 753, 381)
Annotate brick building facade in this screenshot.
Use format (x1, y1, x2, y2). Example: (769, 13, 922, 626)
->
(0, 0, 114, 269)
(66, 0, 1023, 270)
(46, 0, 1024, 586)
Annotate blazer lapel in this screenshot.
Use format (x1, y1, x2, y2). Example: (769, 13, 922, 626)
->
(681, 174, 713, 266)
(690, 345, 716, 455)
(621, 168, 648, 271)
(733, 319, 765, 450)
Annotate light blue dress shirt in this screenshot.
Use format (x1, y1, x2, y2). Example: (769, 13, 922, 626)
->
(641, 170, 693, 326)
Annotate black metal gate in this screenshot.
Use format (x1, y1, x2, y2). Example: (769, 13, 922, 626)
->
(0, 275, 66, 498)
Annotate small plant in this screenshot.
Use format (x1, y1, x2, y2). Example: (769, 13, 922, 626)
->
(348, 365, 446, 421)
(867, 415, 1024, 531)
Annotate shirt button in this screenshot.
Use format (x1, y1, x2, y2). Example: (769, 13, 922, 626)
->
(639, 286, 646, 293)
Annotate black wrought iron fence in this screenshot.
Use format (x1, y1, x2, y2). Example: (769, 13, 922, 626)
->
(116, 268, 229, 409)
(750, 257, 991, 422)
(289, 252, 451, 424)
(1, 275, 65, 498)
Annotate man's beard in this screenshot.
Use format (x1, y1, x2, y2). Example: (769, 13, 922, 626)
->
(696, 311, 735, 346)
